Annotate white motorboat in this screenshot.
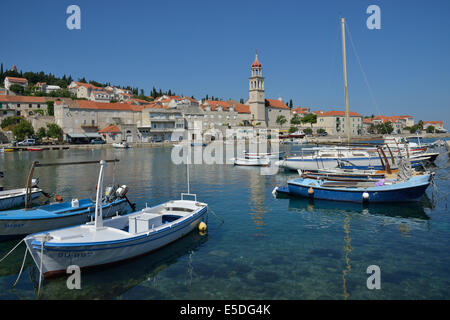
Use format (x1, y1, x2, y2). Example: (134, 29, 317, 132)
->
(243, 151, 284, 160)
(276, 149, 382, 171)
(112, 142, 130, 149)
(24, 160, 208, 278)
(232, 157, 270, 166)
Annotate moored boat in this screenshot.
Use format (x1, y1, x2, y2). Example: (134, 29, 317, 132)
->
(0, 187, 43, 211)
(112, 142, 130, 149)
(232, 157, 270, 166)
(23, 158, 208, 278)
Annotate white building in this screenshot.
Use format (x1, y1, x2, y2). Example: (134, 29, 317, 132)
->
(3, 76, 28, 90)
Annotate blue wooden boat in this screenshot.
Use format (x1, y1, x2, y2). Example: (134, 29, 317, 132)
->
(274, 173, 433, 203)
(0, 197, 128, 241)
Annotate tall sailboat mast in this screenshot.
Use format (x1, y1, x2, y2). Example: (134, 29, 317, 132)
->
(341, 18, 351, 145)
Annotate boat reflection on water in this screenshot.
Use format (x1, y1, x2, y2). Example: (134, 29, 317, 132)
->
(277, 192, 432, 223)
(7, 231, 208, 299)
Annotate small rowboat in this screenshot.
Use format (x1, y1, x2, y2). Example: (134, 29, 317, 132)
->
(0, 148, 14, 153)
(27, 148, 43, 152)
(0, 187, 43, 211)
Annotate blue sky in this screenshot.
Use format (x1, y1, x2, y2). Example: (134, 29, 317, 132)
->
(1, 0, 449, 124)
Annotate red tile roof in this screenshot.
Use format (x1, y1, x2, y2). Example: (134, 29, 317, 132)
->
(202, 100, 232, 111)
(0, 95, 47, 103)
(252, 54, 262, 68)
(98, 125, 121, 133)
(5, 76, 28, 84)
(291, 107, 309, 114)
(231, 103, 250, 114)
(57, 99, 144, 112)
(372, 115, 412, 123)
(424, 121, 443, 127)
(265, 99, 289, 110)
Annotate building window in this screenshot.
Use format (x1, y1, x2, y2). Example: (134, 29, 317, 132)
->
(29, 104, 32, 108)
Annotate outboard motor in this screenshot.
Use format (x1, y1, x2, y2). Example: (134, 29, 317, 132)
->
(116, 185, 129, 199)
(115, 185, 136, 211)
(31, 178, 39, 188)
(104, 185, 118, 203)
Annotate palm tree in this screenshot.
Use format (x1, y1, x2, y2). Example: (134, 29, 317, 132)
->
(276, 115, 287, 127)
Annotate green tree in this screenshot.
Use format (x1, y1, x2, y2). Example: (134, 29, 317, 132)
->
(36, 127, 47, 139)
(290, 113, 302, 125)
(9, 84, 25, 95)
(12, 119, 34, 140)
(289, 99, 293, 108)
(304, 128, 313, 135)
(276, 115, 287, 127)
(417, 120, 424, 131)
(1, 116, 23, 130)
(426, 125, 435, 133)
(46, 123, 63, 140)
(301, 113, 317, 129)
(317, 128, 326, 134)
(46, 101, 54, 116)
(376, 121, 394, 134)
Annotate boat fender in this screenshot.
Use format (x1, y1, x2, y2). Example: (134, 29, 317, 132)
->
(362, 192, 370, 202)
(308, 187, 314, 195)
(271, 187, 278, 196)
(71, 198, 79, 208)
(198, 221, 207, 232)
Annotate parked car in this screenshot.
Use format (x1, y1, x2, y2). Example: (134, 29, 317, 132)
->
(90, 138, 106, 144)
(318, 131, 328, 136)
(17, 139, 36, 146)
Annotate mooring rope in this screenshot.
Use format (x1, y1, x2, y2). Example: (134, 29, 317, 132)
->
(208, 208, 224, 224)
(0, 239, 24, 263)
(37, 236, 47, 298)
(12, 246, 28, 288)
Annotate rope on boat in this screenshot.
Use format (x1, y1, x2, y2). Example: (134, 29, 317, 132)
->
(208, 208, 224, 224)
(37, 238, 44, 298)
(0, 239, 24, 263)
(12, 246, 28, 288)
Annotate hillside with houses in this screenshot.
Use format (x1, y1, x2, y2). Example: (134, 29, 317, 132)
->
(0, 61, 447, 144)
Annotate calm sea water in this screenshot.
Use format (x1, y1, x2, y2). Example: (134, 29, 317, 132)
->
(0, 141, 449, 300)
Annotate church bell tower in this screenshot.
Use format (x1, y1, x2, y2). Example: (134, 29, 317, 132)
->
(249, 52, 266, 126)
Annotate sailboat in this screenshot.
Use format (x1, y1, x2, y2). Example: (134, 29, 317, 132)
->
(24, 156, 208, 278)
(273, 18, 434, 203)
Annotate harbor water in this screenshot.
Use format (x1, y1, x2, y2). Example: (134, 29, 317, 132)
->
(0, 141, 449, 299)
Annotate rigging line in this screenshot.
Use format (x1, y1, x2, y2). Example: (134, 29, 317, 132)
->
(324, 24, 342, 99)
(345, 22, 380, 112)
(346, 22, 391, 134)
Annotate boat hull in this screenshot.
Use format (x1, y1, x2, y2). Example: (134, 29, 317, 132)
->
(283, 174, 432, 203)
(233, 158, 270, 166)
(0, 199, 127, 240)
(0, 188, 42, 211)
(25, 206, 207, 277)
